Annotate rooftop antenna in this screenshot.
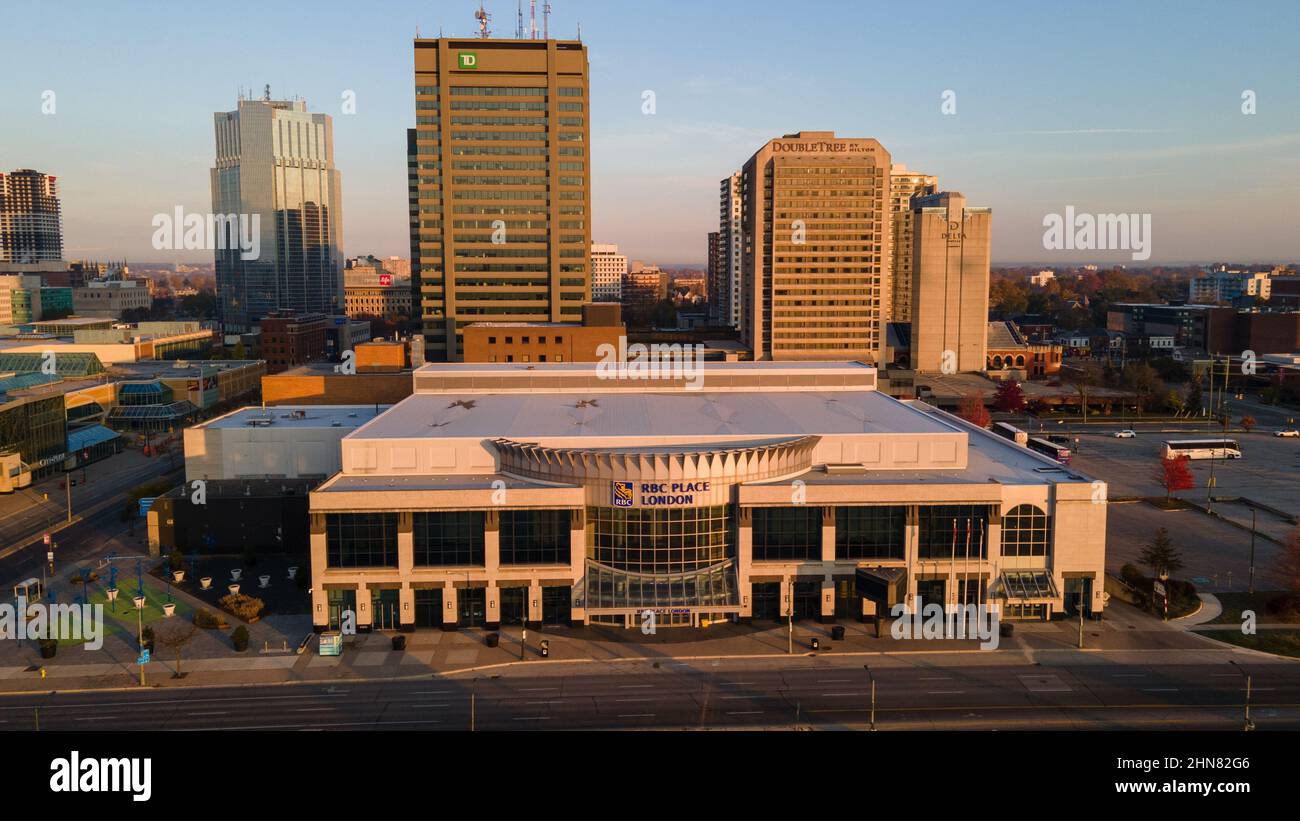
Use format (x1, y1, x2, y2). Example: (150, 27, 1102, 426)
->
(543, 1, 551, 39)
(516, 0, 524, 38)
(529, 0, 537, 39)
(475, 2, 491, 38)
(263, 83, 271, 102)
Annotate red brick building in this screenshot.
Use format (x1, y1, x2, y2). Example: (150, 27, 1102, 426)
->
(259, 310, 328, 374)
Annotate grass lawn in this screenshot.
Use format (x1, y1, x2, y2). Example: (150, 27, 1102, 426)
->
(1207, 591, 1300, 626)
(1197, 628, 1300, 659)
(44, 576, 197, 647)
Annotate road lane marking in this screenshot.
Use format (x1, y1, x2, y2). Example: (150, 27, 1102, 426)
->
(186, 711, 228, 717)
(928, 690, 965, 695)
(618, 713, 655, 718)
(726, 711, 763, 715)
(75, 716, 116, 721)
(413, 704, 448, 709)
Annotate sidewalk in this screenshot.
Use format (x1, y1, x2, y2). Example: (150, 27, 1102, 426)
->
(2, 600, 1275, 695)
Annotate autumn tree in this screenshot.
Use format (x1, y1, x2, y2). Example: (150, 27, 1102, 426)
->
(993, 379, 1027, 413)
(1274, 529, 1300, 612)
(1240, 415, 1256, 433)
(957, 392, 991, 428)
(1139, 527, 1185, 580)
(1155, 454, 1195, 503)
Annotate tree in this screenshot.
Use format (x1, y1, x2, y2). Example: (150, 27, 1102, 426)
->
(957, 392, 991, 428)
(1275, 528, 1300, 600)
(1240, 415, 1256, 433)
(1155, 454, 1194, 503)
(1139, 527, 1185, 580)
(1122, 361, 1164, 413)
(1063, 361, 1102, 419)
(1161, 389, 1185, 416)
(650, 298, 678, 329)
(992, 379, 1027, 413)
(156, 620, 199, 677)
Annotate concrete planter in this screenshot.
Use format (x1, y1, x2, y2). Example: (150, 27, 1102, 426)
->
(288, 566, 299, 580)
(163, 602, 176, 617)
(228, 584, 240, 595)
(133, 595, 146, 610)
(106, 588, 119, 603)
(172, 570, 185, 583)
(230, 568, 243, 582)
(200, 577, 212, 590)
(258, 575, 271, 589)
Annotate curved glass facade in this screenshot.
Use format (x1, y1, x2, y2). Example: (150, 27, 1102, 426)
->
(584, 505, 738, 611)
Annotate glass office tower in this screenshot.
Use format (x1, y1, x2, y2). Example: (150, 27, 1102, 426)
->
(211, 96, 343, 333)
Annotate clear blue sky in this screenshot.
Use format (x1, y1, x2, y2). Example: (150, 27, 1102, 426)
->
(3, 0, 1299, 265)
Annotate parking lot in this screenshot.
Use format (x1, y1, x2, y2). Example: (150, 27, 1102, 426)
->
(1066, 429, 1300, 593)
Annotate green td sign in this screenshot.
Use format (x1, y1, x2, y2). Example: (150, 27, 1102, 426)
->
(458, 52, 478, 69)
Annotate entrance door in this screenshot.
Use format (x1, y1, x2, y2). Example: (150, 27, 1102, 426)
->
(459, 587, 487, 627)
(1063, 577, 1092, 617)
(792, 581, 819, 621)
(500, 587, 526, 625)
(327, 589, 356, 631)
(372, 589, 399, 631)
(834, 578, 857, 618)
(414, 589, 442, 628)
(751, 583, 780, 621)
(541, 587, 571, 625)
(916, 579, 946, 608)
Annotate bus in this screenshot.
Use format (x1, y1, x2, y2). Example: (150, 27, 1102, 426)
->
(993, 422, 1029, 446)
(1027, 436, 1072, 464)
(1163, 439, 1242, 460)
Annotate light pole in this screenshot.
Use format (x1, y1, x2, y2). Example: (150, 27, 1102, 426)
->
(1248, 508, 1257, 595)
(1229, 660, 1255, 731)
(470, 677, 477, 732)
(863, 664, 876, 731)
(786, 584, 793, 655)
(136, 601, 146, 687)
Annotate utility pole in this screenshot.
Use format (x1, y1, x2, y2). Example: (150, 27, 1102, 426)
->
(1229, 660, 1255, 731)
(137, 602, 146, 687)
(65, 470, 72, 524)
(1248, 507, 1257, 595)
(786, 583, 793, 655)
(1078, 597, 1085, 649)
(863, 664, 876, 731)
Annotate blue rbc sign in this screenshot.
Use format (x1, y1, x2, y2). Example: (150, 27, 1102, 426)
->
(611, 481, 633, 508)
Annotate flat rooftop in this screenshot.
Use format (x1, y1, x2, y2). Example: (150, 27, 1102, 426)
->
(112, 360, 262, 379)
(199, 404, 391, 431)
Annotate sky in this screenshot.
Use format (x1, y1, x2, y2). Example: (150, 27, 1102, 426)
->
(3, 0, 1300, 266)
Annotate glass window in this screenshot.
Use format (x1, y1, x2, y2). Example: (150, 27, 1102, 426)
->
(325, 513, 398, 568)
(917, 505, 990, 559)
(500, 509, 570, 565)
(413, 511, 485, 566)
(751, 506, 821, 561)
(586, 505, 733, 574)
(835, 506, 906, 560)
(1001, 504, 1050, 557)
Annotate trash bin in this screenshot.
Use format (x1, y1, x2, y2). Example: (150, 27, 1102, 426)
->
(485, 632, 500, 648)
(391, 635, 407, 651)
(810, 636, 820, 651)
(540, 639, 550, 658)
(831, 625, 845, 641)
(999, 622, 1014, 638)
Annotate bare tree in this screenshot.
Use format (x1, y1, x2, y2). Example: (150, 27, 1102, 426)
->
(156, 620, 199, 678)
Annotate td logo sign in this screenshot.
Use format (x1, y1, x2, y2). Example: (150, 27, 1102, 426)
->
(459, 52, 478, 69)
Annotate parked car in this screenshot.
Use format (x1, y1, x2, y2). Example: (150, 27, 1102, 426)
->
(1274, 429, 1300, 438)
(1114, 430, 1137, 439)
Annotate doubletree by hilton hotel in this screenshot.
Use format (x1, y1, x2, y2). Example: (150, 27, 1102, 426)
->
(308, 362, 1107, 632)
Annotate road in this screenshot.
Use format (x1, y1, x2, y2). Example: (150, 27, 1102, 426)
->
(2, 656, 1296, 731)
(0, 449, 178, 559)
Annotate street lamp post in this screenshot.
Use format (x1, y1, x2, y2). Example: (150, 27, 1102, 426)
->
(1229, 660, 1255, 731)
(1248, 508, 1257, 595)
(863, 664, 876, 731)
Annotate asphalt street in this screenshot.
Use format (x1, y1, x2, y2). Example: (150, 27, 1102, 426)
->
(2, 656, 1296, 731)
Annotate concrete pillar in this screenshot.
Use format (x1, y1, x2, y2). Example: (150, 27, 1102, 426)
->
(779, 576, 791, 620)
(820, 506, 835, 562)
(310, 512, 329, 630)
(356, 581, 372, 630)
(567, 508, 585, 626)
(486, 583, 500, 629)
(485, 509, 500, 575)
(738, 507, 752, 622)
(820, 576, 835, 623)
(442, 583, 458, 630)
(527, 584, 542, 625)
(398, 513, 414, 630)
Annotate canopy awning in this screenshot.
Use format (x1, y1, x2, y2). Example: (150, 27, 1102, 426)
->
(997, 571, 1059, 601)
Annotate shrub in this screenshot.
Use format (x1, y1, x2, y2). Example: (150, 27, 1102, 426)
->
(1265, 594, 1300, 618)
(219, 593, 265, 622)
(193, 609, 222, 629)
(168, 549, 185, 572)
(231, 626, 250, 652)
(1120, 564, 1145, 587)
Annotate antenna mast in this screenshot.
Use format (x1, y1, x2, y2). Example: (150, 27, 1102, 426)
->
(529, 0, 538, 39)
(543, 2, 551, 39)
(516, 0, 524, 38)
(475, 2, 491, 38)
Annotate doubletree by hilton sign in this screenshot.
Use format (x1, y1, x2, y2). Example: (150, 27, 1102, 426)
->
(771, 140, 876, 154)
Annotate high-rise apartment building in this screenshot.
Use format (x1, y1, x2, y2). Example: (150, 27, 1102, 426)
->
(717, 171, 743, 329)
(591, 243, 626, 302)
(706, 231, 723, 324)
(0, 170, 64, 263)
(622, 262, 667, 322)
(910, 192, 992, 373)
(888, 164, 937, 323)
(736, 132, 891, 363)
(410, 37, 592, 362)
(211, 95, 344, 333)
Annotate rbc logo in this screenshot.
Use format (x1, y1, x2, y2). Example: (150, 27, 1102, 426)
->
(612, 481, 633, 508)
